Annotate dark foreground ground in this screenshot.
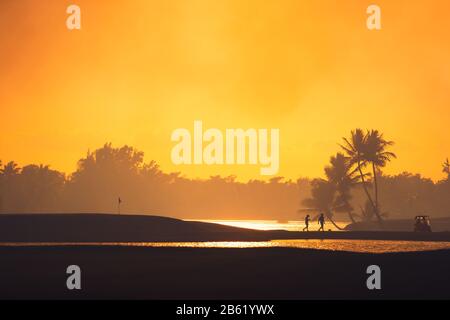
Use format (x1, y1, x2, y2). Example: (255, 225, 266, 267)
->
(0, 246, 449, 300)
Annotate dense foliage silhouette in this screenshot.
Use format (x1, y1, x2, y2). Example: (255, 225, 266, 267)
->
(0, 141, 448, 221)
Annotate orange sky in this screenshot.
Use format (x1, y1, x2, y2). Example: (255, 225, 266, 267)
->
(1, 0, 449, 181)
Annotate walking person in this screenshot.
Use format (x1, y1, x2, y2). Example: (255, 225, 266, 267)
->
(303, 214, 311, 231)
(318, 213, 325, 232)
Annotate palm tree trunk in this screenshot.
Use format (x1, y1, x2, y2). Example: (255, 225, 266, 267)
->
(357, 159, 377, 211)
(328, 216, 344, 230)
(325, 211, 344, 230)
(372, 163, 379, 207)
(372, 163, 383, 224)
(342, 198, 357, 223)
(347, 210, 356, 223)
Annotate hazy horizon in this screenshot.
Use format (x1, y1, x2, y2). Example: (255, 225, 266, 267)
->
(1, 0, 450, 181)
(1, 141, 449, 183)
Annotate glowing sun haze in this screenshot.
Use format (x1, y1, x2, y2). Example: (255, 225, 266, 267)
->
(1, 0, 449, 181)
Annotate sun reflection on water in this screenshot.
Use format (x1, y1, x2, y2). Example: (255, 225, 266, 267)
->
(187, 219, 348, 231)
(141, 239, 450, 253)
(2, 239, 450, 253)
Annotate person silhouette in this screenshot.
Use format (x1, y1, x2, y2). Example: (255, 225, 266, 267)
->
(303, 214, 311, 231)
(318, 213, 325, 232)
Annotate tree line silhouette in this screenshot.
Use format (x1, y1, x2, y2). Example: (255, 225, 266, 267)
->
(0, 130, 449, 222)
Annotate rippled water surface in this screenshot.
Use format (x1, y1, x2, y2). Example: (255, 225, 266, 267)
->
(2, 239, 450, 253)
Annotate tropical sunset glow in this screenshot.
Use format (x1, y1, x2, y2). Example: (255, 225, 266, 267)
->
(1, 1, 450, 304)
(1, 0, 449, 181)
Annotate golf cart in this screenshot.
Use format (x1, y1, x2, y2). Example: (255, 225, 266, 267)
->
(414, 215, 432, 232)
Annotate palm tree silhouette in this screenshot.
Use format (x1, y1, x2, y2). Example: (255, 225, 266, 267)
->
(340, 129, 376, 217)
(1, 161, 20, 176)
(0, 161, 21, 213)
(340, 129, 396, 223)
(364, 130, 396, 222)
(324, 153, 362, 223)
